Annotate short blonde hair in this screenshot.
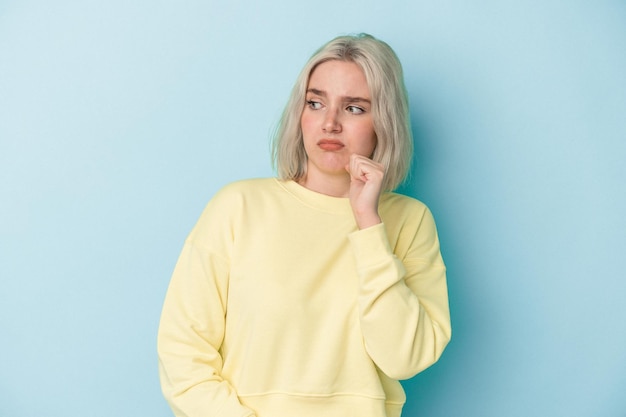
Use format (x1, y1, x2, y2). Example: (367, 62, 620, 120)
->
(271, 33, 413, 191)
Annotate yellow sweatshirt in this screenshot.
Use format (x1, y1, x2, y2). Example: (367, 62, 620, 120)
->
(158, 178, 451, 417)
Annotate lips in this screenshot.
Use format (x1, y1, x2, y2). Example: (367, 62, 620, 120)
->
(318, 139, 344, 151)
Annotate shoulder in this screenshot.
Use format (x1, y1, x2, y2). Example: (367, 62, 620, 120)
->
(188, 178, 278, 243)
(380, 192, 429, 218)
(199, 177, 285, 218)
(209, 178, 279, 204)
(379, 192, 439, 238)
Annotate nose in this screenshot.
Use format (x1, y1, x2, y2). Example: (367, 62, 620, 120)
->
(322, 108, 341, 133)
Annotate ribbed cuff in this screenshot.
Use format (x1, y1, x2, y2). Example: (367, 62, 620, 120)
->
(348, 223, 393, 268)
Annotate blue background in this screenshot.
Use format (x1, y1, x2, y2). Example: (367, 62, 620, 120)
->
(1, 1, 625, 416)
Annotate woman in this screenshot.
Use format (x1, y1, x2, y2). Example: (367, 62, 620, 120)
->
(158, 33, 451, 417)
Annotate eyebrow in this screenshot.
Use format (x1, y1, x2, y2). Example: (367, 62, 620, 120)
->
(307, 88, 371, 104)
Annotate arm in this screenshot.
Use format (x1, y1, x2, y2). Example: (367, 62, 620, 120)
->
(348, 208, 451, 380)
(158, 198, 256, 417)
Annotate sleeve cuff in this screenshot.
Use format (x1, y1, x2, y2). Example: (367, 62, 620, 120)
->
(348, 222, 393, 268)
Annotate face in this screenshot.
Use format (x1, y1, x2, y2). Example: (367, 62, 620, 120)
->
(300, 60, 377, 181)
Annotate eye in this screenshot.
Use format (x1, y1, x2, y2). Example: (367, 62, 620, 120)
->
(306, 100, 322, 110)
(347, 105, 365, 114)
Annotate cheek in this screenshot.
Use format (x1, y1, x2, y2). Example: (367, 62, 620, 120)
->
(300, 113, 314, 138)
(367, 135, 378, 156)
(357, 122, 377, 151)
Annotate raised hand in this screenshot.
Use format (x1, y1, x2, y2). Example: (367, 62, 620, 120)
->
(346, 153, 385, 229)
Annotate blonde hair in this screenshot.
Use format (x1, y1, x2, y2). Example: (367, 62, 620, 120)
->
(271, 33, 413, 191)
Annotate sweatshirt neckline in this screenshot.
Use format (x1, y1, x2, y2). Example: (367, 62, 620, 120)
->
(275, 179, 354, 215)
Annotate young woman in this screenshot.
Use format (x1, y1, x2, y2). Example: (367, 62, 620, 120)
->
(158, 33, 451, 417)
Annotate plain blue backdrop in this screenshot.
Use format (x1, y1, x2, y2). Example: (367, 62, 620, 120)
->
(1, 1, 625, 416)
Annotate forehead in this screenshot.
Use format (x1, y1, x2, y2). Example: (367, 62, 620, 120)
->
(307, 60, 370, 96)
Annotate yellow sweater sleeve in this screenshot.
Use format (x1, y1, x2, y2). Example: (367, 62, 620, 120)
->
(157, 189, 256, 417)
(348, 208, 451, 380)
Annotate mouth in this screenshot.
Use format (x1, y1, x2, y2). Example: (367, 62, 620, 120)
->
(317, 139, 345, 151)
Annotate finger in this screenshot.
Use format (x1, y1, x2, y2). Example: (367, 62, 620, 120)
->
(349, 154, 384, 182)
(348, 156, 367, 181)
